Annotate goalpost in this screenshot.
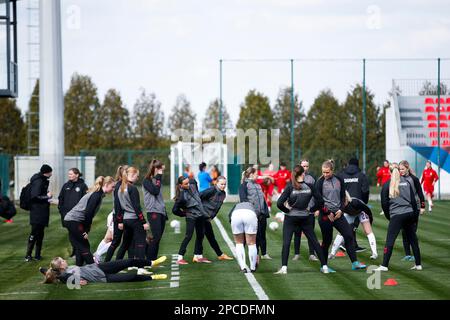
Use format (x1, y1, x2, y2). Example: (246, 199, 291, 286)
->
(170, 141, 228, 199)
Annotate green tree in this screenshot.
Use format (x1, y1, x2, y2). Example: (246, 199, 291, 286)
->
(301, 89, 347, 175)
(342, 84, 384, 181)
(272, 87, 305, 168)
(236, 90, 273, 130)
(236, 90, 274, 166)
(64, 73, 100, 154)
(168, 94, 196, 133)
(25, 79, 39, 155)
(0, 98, 26, 155)
(95, 89, 131, 149)
(132, 89, 166, 149)
(203, 99, 233, 131)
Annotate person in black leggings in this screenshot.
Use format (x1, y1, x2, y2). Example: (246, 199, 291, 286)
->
(143, 160, 168, 261)
(293, 159, 319, 261)
(376, 165, 423, 272)
(104, 165, 128, 262)
(116, 167, 149, 263)
(315, 160, 366, 271)
(41, 255, 167, 284)
(275, 165, 333, 274)
(196, 176, 234, 261)
(173, 176, 209, 265)
(64, 176, 115, 266)
(398, 160, 425, 262)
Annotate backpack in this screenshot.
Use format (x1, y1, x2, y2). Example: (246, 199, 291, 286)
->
(19, 183, 32, 211)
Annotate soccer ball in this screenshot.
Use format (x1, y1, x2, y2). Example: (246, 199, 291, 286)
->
(269, 221, 279, 231)
(170, 220, 180, 228)
(275, 212, 285, 223)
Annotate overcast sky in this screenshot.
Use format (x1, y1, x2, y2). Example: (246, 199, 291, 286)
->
(13, 0, 450, 126)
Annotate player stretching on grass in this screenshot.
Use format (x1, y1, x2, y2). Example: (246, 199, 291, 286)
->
(41, 255, 167, 284)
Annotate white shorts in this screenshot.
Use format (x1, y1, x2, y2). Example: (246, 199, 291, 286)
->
(107, 212, 114, 234)
(231, 209, 258, 235)
(344, 212, 370, 225)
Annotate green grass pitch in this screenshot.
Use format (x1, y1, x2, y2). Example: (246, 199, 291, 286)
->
(0, 198, 449, 300)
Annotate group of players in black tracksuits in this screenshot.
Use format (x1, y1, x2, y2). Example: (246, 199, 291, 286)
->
(24, 155, 424, 285)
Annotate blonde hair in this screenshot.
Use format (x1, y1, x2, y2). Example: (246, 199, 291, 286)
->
(121, 167, 139, 193)
(322, 159, 335, 171)
(43, 257, 64, 284)
(399, 160, 415, 176)
(88, 176, 115, 193)
(115, 165, 129, 181)
(389, 167, 401, 198)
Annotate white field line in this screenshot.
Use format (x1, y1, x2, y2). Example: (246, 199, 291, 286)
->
(213, 218, 269, 300)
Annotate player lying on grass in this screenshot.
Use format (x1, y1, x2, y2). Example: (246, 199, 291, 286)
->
(41, 255, 168, 285)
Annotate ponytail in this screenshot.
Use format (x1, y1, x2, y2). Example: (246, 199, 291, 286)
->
(291, 165, 304, 189)
(121, 167, 139, 193)
(389, 167, 400, 198)
(115, 165, 129, 181)
(89, 176, 115, 193)
(322, 159, 335, 172)
(174, 176, 188, 200)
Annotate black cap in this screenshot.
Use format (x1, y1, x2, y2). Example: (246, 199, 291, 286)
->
(40, 164, 53, 174)
(348, 158, 359, 167)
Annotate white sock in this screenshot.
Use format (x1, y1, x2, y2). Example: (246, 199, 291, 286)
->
(280, 265, 287, 272)
(95, 240, 111, 260)
(248, 244, 258, 270)
(235, 243, 247, 270)
(178, 254, 183, 261)
(331, 234, 344, 255)
(367, 233, 377, 256)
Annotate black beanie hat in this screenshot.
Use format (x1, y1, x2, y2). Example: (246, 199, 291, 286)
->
(349, 158, 359, 167)
(40, 164, 53, 174)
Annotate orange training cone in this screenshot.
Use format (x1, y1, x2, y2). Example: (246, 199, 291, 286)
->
(336, 251, 346, 257)
(384, 278, 398, 286)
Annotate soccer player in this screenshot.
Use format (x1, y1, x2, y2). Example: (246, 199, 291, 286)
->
(197, 176, 233, 261)
(198, 162, 213, 192)
(398, 160, 425, 262)
(337, 158, 370, 252)
(274, 162, 291, 194)
(375, 165, 423, 272)
(275, 165, 334, 274)
(64, 176, 115, 266)
(143, 159, 168, 260)
(173, 176, 210, 264)
(329, 192, 377, 260)
(116, 167, 150, 274)
(420, 160, 439, 212)
(262, 163, 277, 212)
(41, 255, 167, 284)
(104, 165, 128, 262)
(230, 202, 259, 273)
(93, 211, 114, 262)
(377, 160, 391, 187)
(293, 159, 319, 262)
(315, 160, 366, 271)
(25, 164, 53, 262)
(239, 167, 271, 260)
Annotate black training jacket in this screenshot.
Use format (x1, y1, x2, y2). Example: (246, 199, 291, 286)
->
(29, 173, 51, 226)
(338, 164, 370, 203)
(58, 178, 88, 217)
(200, 186, 226, 219)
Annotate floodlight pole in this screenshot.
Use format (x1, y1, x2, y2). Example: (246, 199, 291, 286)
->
(290, 59, 295, 170)
(437, 58, 441, 200)
(362, 58, 367, 173)
(219, 59, 223, 134)
(39, 0, 64, 195)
